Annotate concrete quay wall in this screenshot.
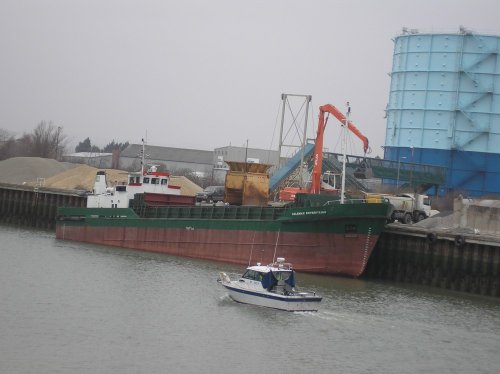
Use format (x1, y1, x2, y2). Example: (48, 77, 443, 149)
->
(364, 226, 500, 298)
(364, 196, 500, 297)
(0, 183, 86, 229)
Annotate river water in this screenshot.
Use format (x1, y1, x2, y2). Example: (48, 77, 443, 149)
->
(0, 225, 499, 374)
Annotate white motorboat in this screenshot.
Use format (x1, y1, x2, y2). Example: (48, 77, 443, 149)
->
(218, 257, 322, 312)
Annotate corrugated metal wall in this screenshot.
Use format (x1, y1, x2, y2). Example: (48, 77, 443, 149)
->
(384, 30, 500, 196)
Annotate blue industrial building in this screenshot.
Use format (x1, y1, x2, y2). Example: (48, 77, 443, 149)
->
(384, 28, 500, 196)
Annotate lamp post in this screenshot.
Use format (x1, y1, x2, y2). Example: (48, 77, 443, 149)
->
(409, 146, 414, 192)
(396, 156, 406, 191)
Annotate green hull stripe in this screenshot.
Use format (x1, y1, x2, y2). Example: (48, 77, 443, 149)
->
(57, 202, 390, 235)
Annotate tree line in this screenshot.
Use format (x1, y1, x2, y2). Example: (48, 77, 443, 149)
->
(74, 138, 129, 154)
(0, 121, 129, 161)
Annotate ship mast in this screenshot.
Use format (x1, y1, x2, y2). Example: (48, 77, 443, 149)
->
(340, 102, 350, 204)
(140, 138, 146, 174)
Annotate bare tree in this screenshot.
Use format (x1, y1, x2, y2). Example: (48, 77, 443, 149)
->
(0, 129, 16, 160)
(31, 121, 67, 160)
(14, 133, 33, 156)
(0, 129, 12, 142)
(53, 125, 65, 160)
(0, 123, 67, 160)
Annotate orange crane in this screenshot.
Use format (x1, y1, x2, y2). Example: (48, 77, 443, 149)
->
(278, 104, 370, 201)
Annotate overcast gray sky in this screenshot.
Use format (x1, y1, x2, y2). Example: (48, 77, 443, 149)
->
(1, 0, 499, 158)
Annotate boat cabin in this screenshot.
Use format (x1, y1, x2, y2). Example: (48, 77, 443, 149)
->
(242, 258, 296, 294)
(87, 165, 181, 208)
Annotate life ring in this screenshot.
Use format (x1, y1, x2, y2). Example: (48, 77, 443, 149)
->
(454, 235, 465, 248)
(427, 232, 437, 244)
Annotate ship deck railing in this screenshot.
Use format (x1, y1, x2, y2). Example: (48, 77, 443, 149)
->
(323, 198, 389, 206)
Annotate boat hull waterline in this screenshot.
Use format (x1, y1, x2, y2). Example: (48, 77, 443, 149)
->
(221, 283, 322, 312)
(56, 202, 389, 277)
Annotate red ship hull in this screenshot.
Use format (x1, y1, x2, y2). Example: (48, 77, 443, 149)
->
(57, 225, 378, 277)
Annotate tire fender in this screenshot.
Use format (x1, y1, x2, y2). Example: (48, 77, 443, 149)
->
(454, 235, 465, 248)
(427, 232, 437, 244)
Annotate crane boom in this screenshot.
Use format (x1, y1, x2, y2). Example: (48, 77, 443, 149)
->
(319, 104, 369, 154)
(278, 103, 370, 200)
(310, 104, 370, 194)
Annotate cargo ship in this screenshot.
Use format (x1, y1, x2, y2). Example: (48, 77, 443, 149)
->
(55, 104, 391, 277)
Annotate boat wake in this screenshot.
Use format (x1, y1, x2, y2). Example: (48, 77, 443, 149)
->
(218, 293, 234, 304)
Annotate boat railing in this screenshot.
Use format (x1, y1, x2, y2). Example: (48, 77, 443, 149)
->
(322, 197, 391, 206)
(322, 198, 368, 206)
(268, 262, 293, 270)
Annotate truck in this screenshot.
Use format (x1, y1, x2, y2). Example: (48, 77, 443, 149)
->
(366, 193, 437, 224)
(195, 185, 225, 204)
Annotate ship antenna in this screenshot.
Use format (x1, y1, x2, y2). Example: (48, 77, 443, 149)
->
(244, 139, 249, 173)
(141, 138, 145, 174)
(272, 228, 281, 263)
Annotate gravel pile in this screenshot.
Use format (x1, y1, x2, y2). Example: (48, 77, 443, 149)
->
(0, 157, 79, 185)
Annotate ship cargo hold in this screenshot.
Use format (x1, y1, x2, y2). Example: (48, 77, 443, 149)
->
(384, 28, 500, 196)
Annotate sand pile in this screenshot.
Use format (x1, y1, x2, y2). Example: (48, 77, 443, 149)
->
(40, 164, 128, 191)
(170, 176, 203, 196)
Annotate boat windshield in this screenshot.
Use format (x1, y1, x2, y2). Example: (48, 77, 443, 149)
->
(242, 269, 265, 281)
